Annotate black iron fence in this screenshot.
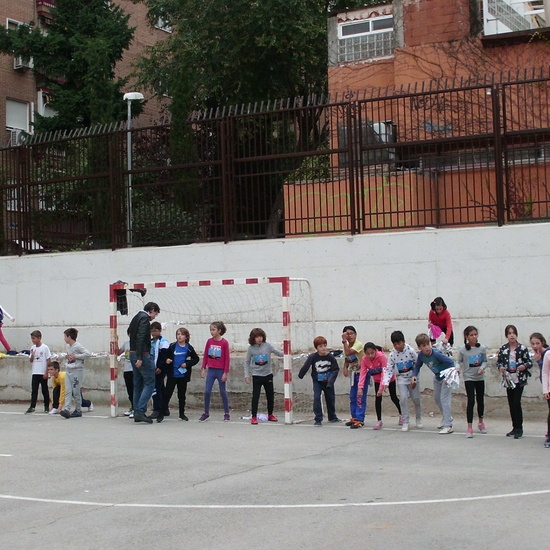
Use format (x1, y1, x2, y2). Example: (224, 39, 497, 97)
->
(1, 70, 550, 255)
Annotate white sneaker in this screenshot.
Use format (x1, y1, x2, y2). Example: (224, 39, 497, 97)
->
(49, 408, 59, 415)
(88, 402, 94, 412)
(401, 423, 409, 432)
(129, 410, 134, 418)
(124, 409, 132, 416)
(439, 426, 454, 434)
(416, 419, 423, 429)
(437, 416, 453, 429)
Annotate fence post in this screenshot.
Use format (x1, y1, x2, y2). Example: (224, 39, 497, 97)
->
(491, 85, 506, 226)
(220, 119, 236, 243)
(345, 102, 358, 235)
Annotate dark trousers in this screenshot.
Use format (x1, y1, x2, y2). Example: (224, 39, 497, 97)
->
(52, 387, 90, 409)
(30, 374, 50, 409)
(152, 372, 166, 412)
(123, 370, 134, 408)
(465, 380, 485, 423)
(251, 374, 274, 417)
(506, 385, 524, 431)
(164, 377, 188, 418)
(374, 380, 401, 421)
(312, 380, 336, 422)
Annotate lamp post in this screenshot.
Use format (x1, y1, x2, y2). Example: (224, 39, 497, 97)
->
(123, 92, 144, 246)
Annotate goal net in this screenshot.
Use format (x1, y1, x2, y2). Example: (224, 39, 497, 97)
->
(109, 277, 316, 423)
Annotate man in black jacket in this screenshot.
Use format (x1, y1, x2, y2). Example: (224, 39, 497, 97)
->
(128, 301, 160, 423)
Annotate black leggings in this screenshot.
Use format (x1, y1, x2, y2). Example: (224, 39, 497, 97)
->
(465, 380, 485, 423)
(506, 385, 524, 431)
(374, 380, 401, 421)
(251, 374, 275, 417)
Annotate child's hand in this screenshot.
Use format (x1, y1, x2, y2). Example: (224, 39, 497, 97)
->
(545, 393, 550, 400)
(477, 368, 484, 375)
(343, 365, 349, 377)
(10, 318, 15, 323)
(376, 385, 386, 397)
(245, 377, 251, 384)
(518, 365, 526, 371)
(155, 368, 161, 375)
(499, 367, 505, 373)
(221, 372, 228, 383)
(166, 358, 172, 364)
(200, 368, 206, 378)
(411, 377, 417, 389)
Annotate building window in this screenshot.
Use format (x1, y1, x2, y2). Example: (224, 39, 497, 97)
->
(482, 0, 547, 36)
(338, 15, 394, 62)
(6, 99, 30, 145)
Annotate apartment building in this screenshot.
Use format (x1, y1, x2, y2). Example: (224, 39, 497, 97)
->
(0, 0, 169, 147)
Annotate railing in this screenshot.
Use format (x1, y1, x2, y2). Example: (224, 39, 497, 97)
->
(1, 70, 550, 255)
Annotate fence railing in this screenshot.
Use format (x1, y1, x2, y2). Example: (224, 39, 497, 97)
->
(1, 71, 550, 255)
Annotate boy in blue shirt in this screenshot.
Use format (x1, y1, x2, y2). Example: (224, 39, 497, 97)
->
(412, 333, 455, 434)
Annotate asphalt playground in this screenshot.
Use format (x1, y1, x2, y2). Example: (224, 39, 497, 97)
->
(0, 403, 548, 550)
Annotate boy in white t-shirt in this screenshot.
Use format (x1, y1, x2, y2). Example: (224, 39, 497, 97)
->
(26, 330, 51, 413)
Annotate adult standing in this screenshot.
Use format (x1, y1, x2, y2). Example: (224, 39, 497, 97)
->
(129, 302, 160, 424)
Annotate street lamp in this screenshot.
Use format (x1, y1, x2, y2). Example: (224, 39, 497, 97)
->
(123, 91, 144, 246)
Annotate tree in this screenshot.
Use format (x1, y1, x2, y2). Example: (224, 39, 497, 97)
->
(0, 0, 135, 132)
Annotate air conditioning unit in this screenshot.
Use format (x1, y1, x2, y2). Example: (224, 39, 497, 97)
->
(13, 56, 33, 70)
(7, 129, 25, 146)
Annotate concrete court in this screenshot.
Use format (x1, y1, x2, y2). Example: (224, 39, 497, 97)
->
(0, 403, 548, 550)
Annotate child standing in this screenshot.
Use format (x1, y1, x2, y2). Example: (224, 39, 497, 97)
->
(298, 336, 340, 426)
(382, 330, 422, 432)
(47, 361, 64, 414)
(0, 304, 15, 354)
(26, 330, 51, 413)
(164, 328, 200, 421)
(413, 333, 456, 434)
(458, 326, 488, 438)
(60, 328, 91, 419)
(199, 321, 231, 422)
(497, 324, 533, 439)
(244, 328, 284, 425)
(119, 336, 134, 417)
(428, 297, 454, 346)
(341, 325, 366, 429)
(358, 342, 401, 430)
(150, 321, 170, 422)
(530, 332, 549, 382)
(541, 346, 550, 448)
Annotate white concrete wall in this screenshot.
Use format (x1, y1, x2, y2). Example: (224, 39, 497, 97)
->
(1, 222, 549, 354)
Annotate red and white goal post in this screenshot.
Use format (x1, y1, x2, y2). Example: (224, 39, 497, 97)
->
(109, 277, 315, 424)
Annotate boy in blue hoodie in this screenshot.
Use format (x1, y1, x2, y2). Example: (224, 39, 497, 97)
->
(412, 333, 455, 434)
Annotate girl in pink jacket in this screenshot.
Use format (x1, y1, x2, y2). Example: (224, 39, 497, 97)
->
(358, 342, 402, 430)
(541, 347, 550, 448)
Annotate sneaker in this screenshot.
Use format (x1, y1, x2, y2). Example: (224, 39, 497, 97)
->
(129, 410, 134, 418)
(478, 422, 487, 434)
(49, 408, 59, 415)
(329, 418, 342, 423)
(398, 415, 404, 426)
(150, 411, 160, 419)
(314, 420, 322, 427)
(268, 414, 278, 422)
(544, 438, 550, 448)
(439, 426, 454, 434)
(373, 420, 383, 430)
(179, 414, 189, 421)
(401, 423, 409, 432)
(251, 416, 258, 425)
(199, 413, 209, 422)
(224, 413, 230, 422)
(345, 418, 356, 427)
(438, 416, 453, 429)
(25, 407, 35, 414)
(350, 420, 363, 429)
(6, 350, 18, 356)
(88, 402, 94, 412)
(466, 428, 474, 438)
(506, 429, 516, 437)
(156, 415, 164, 423)
(44, 407, 49, 413)
(416, 419, 423, 429)
(124, 409, 132, 416)
(514, 430, 524, 439)
(60, 409, 71, 419)
(134, 411, 153, 424)
(70, 410, 82, 418)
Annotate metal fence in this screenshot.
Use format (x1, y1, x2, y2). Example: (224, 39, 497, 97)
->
(1, 70, 550, 255)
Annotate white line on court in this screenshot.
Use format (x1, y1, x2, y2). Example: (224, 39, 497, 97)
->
(1, 489, 550, 509)
(0, 454, 12, 457)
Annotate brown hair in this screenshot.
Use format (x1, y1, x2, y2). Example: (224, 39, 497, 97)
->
(313, 336, 327, 349)
(415, 333, 431, 347)
(64, 327, 78, 340)
(210, 321, 227, 335)
(248, 328, 267, 345)
(30, 330, 42, 339)
(150, 321, 162, 331)
(176, 327, 190, 342)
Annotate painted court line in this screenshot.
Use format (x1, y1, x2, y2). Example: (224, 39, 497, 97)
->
(1, 489, 550, 509)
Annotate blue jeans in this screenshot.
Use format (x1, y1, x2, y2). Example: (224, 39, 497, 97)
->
(131, 351, 155, 414)
(204, 368, 229, 414)
(312, 380, 337, 422)
(349, 372, 367, 422)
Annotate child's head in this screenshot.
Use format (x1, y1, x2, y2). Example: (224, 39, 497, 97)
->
(463, 326, 479, 349)
(64, 327, 78, 342)
(176, 327, 190, 343)
(210, 321, 227, 337)
(363, 342, 379, 359)
(342, 325, 357, 344)
(430, 297, 447, 315)
(390, 330, 405, 352)
(505, 324, 518, 342)
(313, 336, 328, 355)
(30, 330, 42, 345)
(47, 361, 60, 378)
(249, 328, 266, 346)
(415, 333, 432, 354)
(530, 332, 547, 351)
(150, 321, 162, 339)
